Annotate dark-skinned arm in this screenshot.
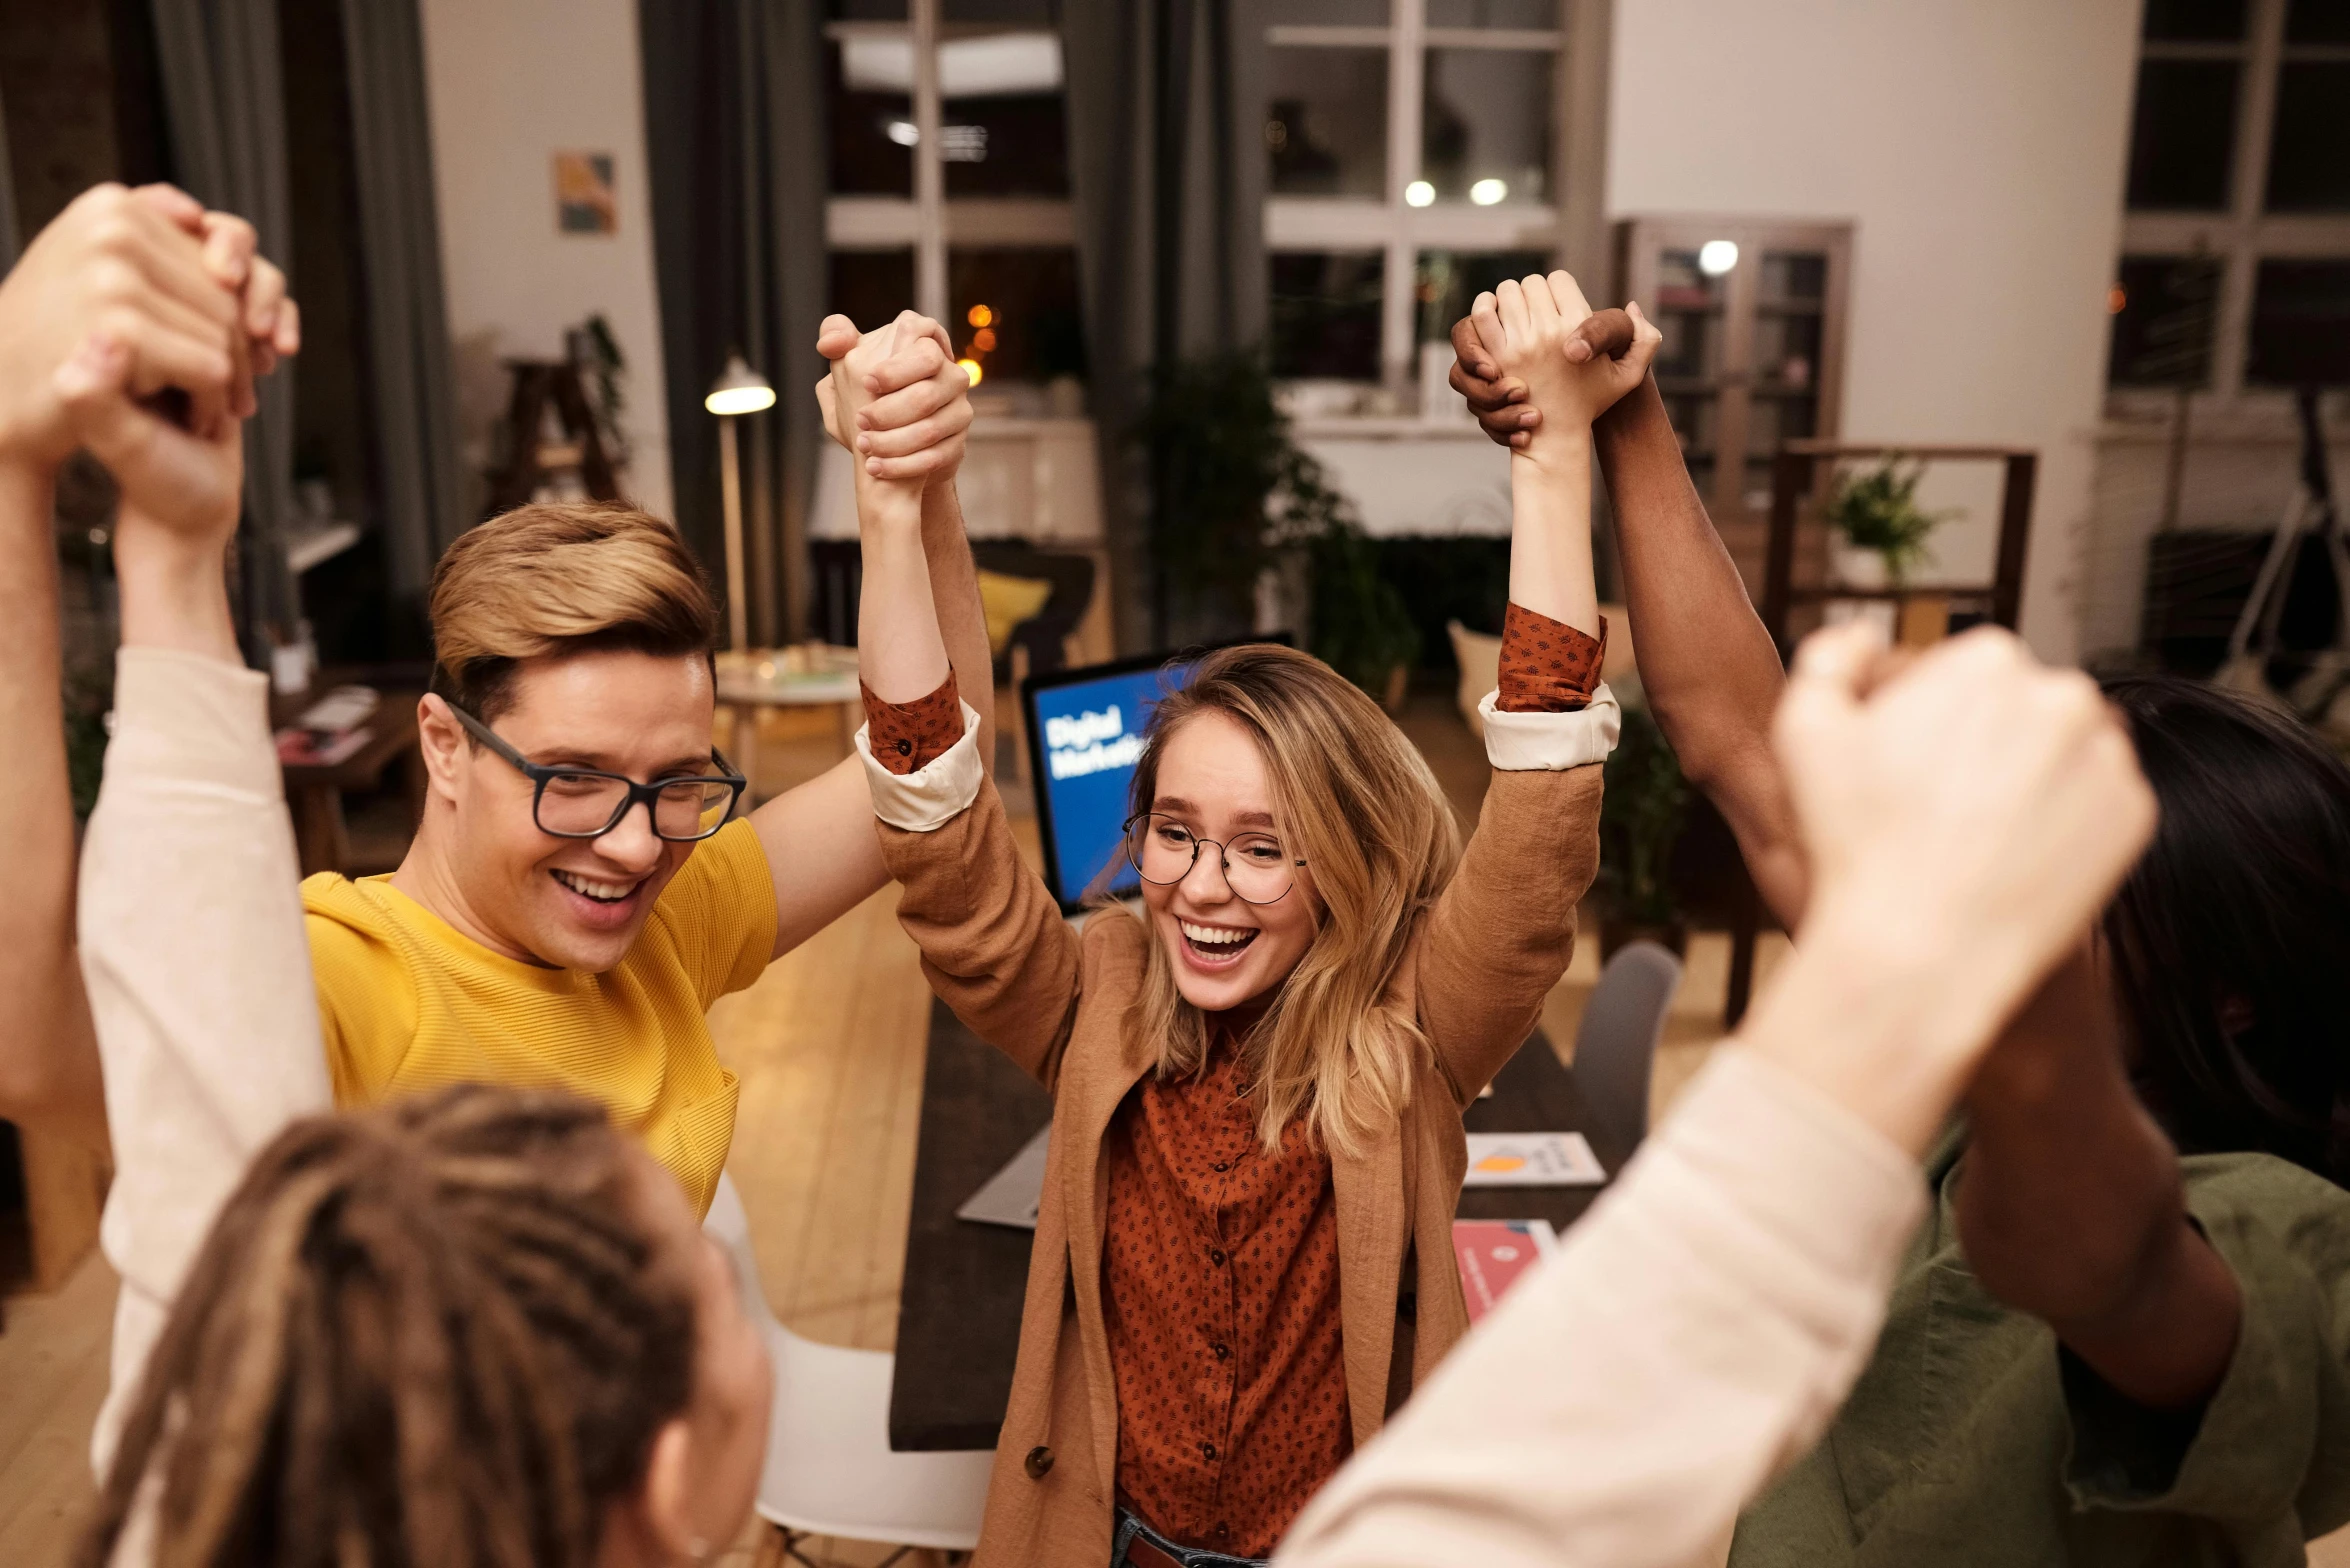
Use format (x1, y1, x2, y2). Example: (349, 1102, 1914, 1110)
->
(1450, 316, 2238, 1414)
(1956, 948, 2241, 1410)
(1449, 314, 1806, 925)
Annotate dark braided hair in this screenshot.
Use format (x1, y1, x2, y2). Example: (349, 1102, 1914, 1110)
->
(79, 1084, 699, 1568)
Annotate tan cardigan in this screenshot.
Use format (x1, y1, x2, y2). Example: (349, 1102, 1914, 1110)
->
(879, 761, 1604, 1567)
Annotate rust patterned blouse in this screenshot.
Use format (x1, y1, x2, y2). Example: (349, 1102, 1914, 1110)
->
(860, 609, 1605, 1556)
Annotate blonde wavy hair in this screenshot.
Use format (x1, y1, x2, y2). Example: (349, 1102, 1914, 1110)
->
(1123, 644, 1462, 1156)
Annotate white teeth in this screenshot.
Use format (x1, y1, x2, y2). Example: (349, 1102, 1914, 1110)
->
(554, 869, 640, 902)
(1180, 920, 1254, 946)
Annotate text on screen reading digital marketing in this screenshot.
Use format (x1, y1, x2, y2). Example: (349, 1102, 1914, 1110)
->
(1044, 705, 1144, 780)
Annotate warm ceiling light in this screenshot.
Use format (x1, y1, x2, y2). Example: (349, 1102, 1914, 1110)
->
(967, 303, 994, 327)
(886, 119, 919, 147)
(1697, 239, 1740, 276)
(704, 352, 776, 416)
(1468, 178, 1507, 206)
(2108, 283, 2128, 315)
(973, 327, 997, 352)
(1404, 179, 1435, 207)
(957, 357, 984, 386)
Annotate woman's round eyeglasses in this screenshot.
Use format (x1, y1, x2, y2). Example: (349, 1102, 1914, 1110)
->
(448, 704, 747, 842)
(1122, 813, 1304, 905)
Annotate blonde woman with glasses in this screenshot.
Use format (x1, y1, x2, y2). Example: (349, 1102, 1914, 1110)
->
(824, 277, 1656, 1568)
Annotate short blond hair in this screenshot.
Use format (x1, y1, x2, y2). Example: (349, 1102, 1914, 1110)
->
(427, 502, 719, 720)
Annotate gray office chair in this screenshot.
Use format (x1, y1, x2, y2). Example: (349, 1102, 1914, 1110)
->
(1570, 941, 1684, 1158)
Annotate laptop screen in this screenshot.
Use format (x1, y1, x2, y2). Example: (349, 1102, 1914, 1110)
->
(1025, 657, 1185, 908)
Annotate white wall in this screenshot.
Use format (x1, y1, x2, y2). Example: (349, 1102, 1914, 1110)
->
(418, 0, 673, 520)
(1608, 0, 2142, 662)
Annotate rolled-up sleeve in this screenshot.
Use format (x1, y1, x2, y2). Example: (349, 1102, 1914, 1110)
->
(2061, 1155, 2350, 1551)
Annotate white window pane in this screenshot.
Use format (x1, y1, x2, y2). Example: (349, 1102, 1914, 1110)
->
(1422, 48, 1553, 203)
(1267, 47, 1388, 197)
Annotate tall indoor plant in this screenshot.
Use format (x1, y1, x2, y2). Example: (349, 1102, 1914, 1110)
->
(1598, 702, 1691, 957)
(1136, 350, 1420, 702)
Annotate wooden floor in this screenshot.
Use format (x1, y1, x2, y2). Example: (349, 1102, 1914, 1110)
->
(8, 694, 2346, 1567)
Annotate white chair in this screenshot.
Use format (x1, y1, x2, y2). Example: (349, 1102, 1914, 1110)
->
(705, 1176, 995, 1566)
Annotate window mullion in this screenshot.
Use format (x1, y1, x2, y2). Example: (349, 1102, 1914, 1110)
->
(1383, 0, 1424, 386)
(913, 0, 947, 323)
(2213, 0, 2288, 397)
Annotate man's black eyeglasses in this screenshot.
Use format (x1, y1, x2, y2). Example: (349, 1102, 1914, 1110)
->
(448, 704, 747, 842)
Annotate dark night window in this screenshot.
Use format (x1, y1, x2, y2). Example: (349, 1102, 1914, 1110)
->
(2246, 259, 2350, 386)
(2125, 59, 2241, 210)
(2142, 0, 2249, 40)
(1270, 252, 1384, 381)
(2109, 256, 2223, 387)
(2265, 62, 2350, 212)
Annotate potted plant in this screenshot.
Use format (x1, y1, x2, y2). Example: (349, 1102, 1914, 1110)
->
(1822, 455, 1949, 589)
(1136, 350, 1421, 704)
(1598, 702, 1691, 959)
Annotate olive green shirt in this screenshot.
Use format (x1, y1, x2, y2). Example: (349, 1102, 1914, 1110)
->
(1733, 1130, 2350, 1567)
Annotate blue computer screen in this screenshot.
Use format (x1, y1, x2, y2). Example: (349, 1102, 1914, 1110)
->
(1030, 659, 1190, 905)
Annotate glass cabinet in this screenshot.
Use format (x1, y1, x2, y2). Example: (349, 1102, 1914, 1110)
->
(1613, 217, 1852, 592)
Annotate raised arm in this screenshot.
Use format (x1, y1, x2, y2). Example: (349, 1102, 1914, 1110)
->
(1452, 314, 1806, 925)
(1953, 950, 2241, 1412)
(52, 302, 330, 1469)
(828, 316, 1084, 1083)
(1411, 275, 1651, 1094)
(1280, 626, 2158, 1568)
(748, 311, 991, 957)
(0, 184, 296, 1149)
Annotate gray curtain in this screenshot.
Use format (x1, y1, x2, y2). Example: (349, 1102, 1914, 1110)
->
(149, 0, 300, 650)
(1064, 0, 1265, 652)
(337, 0, 465, 600)
(640, 0, 828, 645)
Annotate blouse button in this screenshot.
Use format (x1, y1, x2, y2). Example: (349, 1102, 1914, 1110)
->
(1208, 1247, 1226, 1265)
(1212, 1160, 1230, 1172)
(1201, 1441, 1219, 1461)
(1212, 1342, 1230, 1360)
(895, 738, 913, 756)
(1023, 1445, 1054, 1479)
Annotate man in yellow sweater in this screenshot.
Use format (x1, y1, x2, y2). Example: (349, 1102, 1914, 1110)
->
(0, 185, 985, 1217)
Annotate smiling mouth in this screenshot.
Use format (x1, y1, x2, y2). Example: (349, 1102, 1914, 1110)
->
(1179, 918, 1259, 965)
(551, 868, 644, 906)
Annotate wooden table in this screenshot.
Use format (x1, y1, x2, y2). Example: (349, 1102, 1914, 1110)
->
(276, 691, 425, 878)
(888, 998, 1622, 1452)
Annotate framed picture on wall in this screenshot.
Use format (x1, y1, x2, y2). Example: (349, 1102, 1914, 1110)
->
(554, 151, 617, 235)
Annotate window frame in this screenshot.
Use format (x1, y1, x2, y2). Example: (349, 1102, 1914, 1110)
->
(2114, 0, 2350, 407)
(1262, 0, 1611, 391)
(823, 0, 1076, 334)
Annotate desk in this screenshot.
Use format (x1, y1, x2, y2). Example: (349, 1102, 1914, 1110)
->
(888, 998, 1620, 1452)
(277, 691, 425, 878)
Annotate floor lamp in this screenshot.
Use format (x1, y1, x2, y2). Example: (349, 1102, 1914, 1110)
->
(705, 353, 777, 651)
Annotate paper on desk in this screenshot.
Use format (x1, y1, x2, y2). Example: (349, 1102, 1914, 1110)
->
(1462, 1131, 1606, 1186)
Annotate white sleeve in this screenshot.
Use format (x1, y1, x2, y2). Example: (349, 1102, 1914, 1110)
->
(855, 698, 986, 831)
(1275, 1048, 1926, 1568)
(79, 649, 332, 1474)
(1478, 681, 1621, 771)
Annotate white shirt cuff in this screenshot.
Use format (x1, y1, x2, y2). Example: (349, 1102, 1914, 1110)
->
(1478, 681, 1621, 771)
(856, 699, 986, 831)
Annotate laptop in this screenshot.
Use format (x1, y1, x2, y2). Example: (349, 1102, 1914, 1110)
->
(1019, 637, 1288, 914)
